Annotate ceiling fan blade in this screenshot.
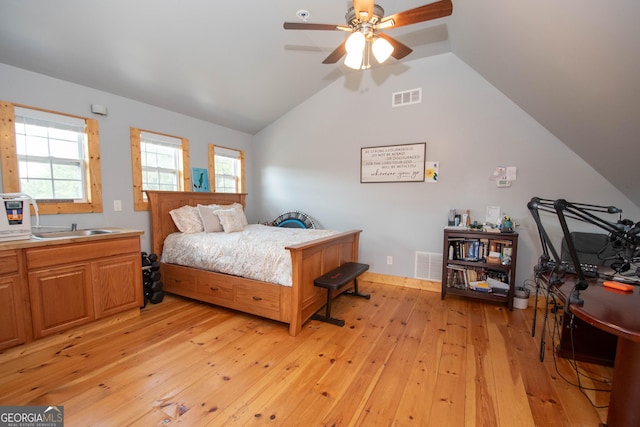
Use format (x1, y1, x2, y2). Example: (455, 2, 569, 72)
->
(376, 33, 413, 60)
(381, 0, 453, 29)
(353, 0, 374, 21)
(322, 41, 347, 64)
(283, 22, 345, 31)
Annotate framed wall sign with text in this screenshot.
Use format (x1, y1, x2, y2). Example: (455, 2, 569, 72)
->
(361, 142, 426, 183)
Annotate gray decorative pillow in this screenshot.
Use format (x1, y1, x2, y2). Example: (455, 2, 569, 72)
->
(169, 205, 203, 233)
(197, 204, 223, 232)
(216, 207, 245, 232)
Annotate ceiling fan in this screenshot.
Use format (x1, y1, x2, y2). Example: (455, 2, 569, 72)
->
(283, 0, 453, 70)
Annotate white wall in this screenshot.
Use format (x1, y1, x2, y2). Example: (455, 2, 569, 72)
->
(0, 63, 253, 252)
(3, 55, 638, 289)
(252, 53, 640, 287)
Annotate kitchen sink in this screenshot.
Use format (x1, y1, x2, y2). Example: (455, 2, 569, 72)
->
(31, 229, 118, 239)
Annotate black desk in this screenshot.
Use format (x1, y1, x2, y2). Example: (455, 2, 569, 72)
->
(556, 281, 640, 427)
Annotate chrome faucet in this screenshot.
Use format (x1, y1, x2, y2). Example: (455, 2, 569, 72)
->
(71, 223, 77, 231)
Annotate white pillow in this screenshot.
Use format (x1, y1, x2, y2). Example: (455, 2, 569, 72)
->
(212, 203, 248, 225)
(231, 203, 249, 226)
(216, 208, 245, 233)
(197, 204, 223, 232)
(169, 205, 203, 233)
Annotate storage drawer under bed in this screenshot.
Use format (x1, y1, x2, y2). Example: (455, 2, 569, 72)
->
(161, 262, 282, 320)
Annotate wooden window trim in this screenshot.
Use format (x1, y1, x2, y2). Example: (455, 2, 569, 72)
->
(208, 144, 245, 193)
(0, 101, 103, 214)
(131, 127, 190, 211)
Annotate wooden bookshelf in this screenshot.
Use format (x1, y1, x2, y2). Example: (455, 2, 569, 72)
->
(441, 228, 519, 310)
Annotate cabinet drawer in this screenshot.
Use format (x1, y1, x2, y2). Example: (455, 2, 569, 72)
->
(196, 278, 233, 303)
(235, 282, 280, 318)
(162, 264, 196, 293)
(0, 251, 19, 275)
(26, 237, 140, 269)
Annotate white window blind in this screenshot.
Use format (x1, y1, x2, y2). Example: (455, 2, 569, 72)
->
(214, 146, 241, 193)
(140, 131, 182, 193)
(14, 107, 87, 201)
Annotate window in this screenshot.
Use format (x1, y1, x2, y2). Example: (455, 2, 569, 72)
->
(130, 128, 190, 210)
(209, 145, 244, 193)
(15, 107, 87, 200)
(0, 101, 103, 214)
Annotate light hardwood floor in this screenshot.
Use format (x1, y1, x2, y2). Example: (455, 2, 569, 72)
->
(0, 281, 612, 426)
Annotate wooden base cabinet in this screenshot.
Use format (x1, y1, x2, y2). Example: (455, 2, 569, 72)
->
(93, 254, 142, 318)
(26, 236, 143, 339)
(0, 250, 30, 350)
(28, 264, 94, 338)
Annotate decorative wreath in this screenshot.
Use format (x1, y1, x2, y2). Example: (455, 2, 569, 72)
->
(272, 211, 317, 229)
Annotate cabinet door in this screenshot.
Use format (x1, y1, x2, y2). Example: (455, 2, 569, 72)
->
(92, 254, 142, 318)
(0, 275, 27, 350)
(29, 264, 94, 338)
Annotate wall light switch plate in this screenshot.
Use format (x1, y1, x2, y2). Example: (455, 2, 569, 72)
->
(114, 200, 122, 211)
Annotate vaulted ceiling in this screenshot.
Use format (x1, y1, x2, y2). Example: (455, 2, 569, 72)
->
(1, 1, 639, 206)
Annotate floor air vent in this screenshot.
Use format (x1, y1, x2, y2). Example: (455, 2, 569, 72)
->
(392, 88, 422, 107)
(415, 251, 443, 281)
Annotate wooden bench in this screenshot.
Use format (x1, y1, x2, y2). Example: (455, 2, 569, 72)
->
(312, 262, 370, 327)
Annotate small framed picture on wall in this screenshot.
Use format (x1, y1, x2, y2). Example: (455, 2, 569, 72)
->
(191, 167, 210, 192)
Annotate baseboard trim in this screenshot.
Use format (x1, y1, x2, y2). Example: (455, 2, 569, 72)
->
(359, 271, 440, 293)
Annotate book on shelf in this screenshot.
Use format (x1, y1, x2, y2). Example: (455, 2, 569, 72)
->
(447, 238, 487, 262)
(469, 281, 491, 292)
(447, 236, 509, 264)
(491, 288, 509, 297)
(446, 264, 468, 288)
(487, 277, 509, 290)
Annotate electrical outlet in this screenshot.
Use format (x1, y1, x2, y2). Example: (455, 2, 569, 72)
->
(387, 256, 393, 265)
(113, 200, 122, 211)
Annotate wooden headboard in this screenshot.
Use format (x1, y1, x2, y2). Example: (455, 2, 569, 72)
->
(146, 191, 247, 256)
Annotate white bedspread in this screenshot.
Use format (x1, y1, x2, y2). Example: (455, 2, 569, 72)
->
(161, 224, 339, 287)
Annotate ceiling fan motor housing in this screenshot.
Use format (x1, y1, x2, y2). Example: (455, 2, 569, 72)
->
(346, 4, 385, 27)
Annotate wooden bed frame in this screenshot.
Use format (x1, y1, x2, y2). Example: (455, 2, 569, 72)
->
(146, 191, 362, 336)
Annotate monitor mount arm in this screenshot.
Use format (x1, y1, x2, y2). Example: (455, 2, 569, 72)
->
(552, 198, 634, 307)
(527, 197, 566, 349)
(527, 197, 564, 284)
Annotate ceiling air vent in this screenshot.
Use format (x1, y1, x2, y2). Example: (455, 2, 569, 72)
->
(392, 88, 422, 107)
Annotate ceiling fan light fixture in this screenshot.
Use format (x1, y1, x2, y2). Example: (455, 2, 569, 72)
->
(372, 37, 394, 63)
(345, 31, 366, 54)
(344, 51, 363, 69)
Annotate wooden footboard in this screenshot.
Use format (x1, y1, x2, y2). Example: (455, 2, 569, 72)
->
(286, 230, 361, 335)
(146, 191, 361, 336)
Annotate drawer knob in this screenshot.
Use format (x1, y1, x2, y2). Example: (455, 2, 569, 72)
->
(252, 296, 262, 301)
(210, 286, 219, 291)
